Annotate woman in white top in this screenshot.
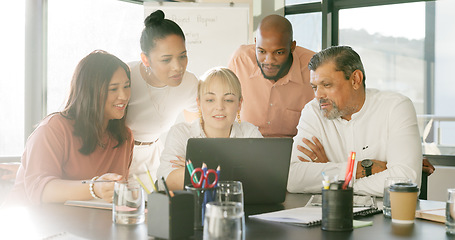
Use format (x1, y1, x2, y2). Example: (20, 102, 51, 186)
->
(157, 67, 263, 190)
(126, 10, 199, 189)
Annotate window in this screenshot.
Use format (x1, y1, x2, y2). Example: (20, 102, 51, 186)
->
(285, 0, 455, 153)
(434, 0, 455, 148)
(339, 2, 426, 115)
(286, 0, 320, 5)
(0, 1, 25, 157)
(47, 0, 143, 114)
(286, 12, 322, 52)
(1, 0, 143, 160)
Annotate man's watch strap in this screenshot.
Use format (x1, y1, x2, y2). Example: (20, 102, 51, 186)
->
(361, 159, 373, 177)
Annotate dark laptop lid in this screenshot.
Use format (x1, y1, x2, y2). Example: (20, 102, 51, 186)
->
(184, 138, 293, 204)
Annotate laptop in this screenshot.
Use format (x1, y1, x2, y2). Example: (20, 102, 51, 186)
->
(184, 138, 293, 204)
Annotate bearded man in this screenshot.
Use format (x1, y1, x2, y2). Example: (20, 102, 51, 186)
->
(287, 46, 422, 197)
(228, 14, 314, 137)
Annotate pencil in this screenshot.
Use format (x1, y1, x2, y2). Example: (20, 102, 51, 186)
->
(145, 165, 158, 192)
(161, 176, 174, 198)
(133, 174, 151, 194)
(187, 159, 199, 183)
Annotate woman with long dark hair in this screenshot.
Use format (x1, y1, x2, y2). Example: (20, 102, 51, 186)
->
(8, 50, 134, 205)
(126, 10, 199, 189)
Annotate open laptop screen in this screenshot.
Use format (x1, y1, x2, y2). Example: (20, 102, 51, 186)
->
(184, 138, 293, 204)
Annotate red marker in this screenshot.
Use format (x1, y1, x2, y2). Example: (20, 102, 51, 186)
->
(342, 152, 356, 189)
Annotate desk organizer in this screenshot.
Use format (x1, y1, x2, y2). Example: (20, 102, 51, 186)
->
(147, 191, 194, 239)
(321, 182, 353, 231)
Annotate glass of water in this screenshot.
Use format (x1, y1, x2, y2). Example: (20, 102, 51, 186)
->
(383, 177, 411, 217)
(203, 201, 243, 240)
(112, 181, 145, 224)
(215, 181, 244, 209)
(446, 188, 455, 234)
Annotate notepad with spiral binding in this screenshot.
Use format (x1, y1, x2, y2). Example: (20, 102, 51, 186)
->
(249, 206, 382, 227)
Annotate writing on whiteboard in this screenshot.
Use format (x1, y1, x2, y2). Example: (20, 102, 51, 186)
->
(144, 2, 249, 77)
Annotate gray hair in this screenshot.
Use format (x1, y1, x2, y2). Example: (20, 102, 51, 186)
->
(308, 46, 366, 87)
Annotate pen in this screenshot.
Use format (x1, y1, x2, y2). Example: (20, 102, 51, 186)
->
(342, 152, 356, 190)
(161, 176, 174, 198)
(81, 180, 117, 184)
(145, 165, 157, 192)
(202, 163, 208, 188)
(133, 174, 151, 194)
(215, 165, 221, 187)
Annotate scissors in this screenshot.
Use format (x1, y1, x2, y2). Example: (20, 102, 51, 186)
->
(191, 166, 218, 188)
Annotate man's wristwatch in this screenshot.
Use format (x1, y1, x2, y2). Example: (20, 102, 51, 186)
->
(361, 159, 373, 177)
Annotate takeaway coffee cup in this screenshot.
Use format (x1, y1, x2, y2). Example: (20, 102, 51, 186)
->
(389, 182, 419, 224)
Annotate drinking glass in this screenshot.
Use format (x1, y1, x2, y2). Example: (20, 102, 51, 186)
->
(185, 184, 217, 230)
(215, 181, 244, 209)
(203, 201, 243, 240)
(112, 181, 145, 224)
(446, 188, 455, 234)
(383, 177, 411, 217)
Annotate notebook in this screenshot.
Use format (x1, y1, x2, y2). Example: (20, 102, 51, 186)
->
(184, 138, 293, 204)
(415, 208, 446, 223)
(249, 206, 382, 226)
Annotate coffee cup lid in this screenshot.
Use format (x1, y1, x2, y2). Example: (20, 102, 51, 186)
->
(389, 182, 419, 192)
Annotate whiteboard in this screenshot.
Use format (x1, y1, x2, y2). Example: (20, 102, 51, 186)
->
(144, 2, 249, 78)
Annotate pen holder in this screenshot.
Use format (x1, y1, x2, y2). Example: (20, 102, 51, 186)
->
(147, 191, 194, 239)
(185, 184, 218, 230)
(321, 181, 353, 231)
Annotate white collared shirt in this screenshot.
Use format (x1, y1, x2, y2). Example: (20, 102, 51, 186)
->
(287, 89, 422, 196)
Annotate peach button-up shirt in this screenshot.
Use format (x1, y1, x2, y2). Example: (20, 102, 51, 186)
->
(228, 44, 315, 137)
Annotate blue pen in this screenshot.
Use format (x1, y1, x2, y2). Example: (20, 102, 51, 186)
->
(202, 163, 208, 225)
(202, 163, 208, 188)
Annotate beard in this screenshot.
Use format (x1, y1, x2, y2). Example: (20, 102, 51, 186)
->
(256, 53, 293, 81)
(319, 99, 355, 120)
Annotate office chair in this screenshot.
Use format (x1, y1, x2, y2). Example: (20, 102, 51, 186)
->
(419, 171, 428, 200)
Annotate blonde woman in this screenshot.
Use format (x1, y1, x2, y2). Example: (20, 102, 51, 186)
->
(157, 67, 263, 190)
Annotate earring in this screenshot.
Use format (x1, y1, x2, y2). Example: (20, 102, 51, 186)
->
(237, 111, 241, 124)
(199, 108, 203, 125)
(145, 66, 152, 76)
